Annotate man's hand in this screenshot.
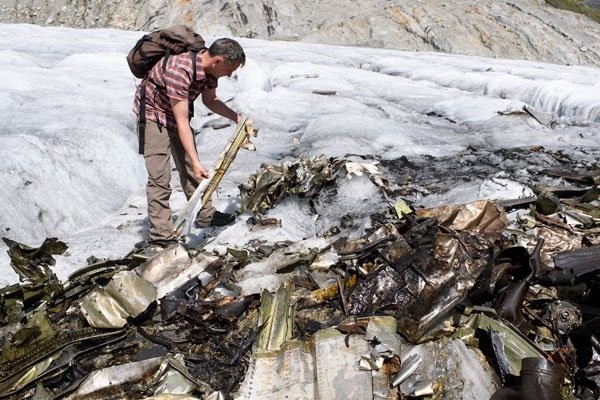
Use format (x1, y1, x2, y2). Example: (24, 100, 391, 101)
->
(192, 162, 210, 181)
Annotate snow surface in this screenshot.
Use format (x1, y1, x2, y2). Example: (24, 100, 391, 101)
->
(1, 23, 599, 287)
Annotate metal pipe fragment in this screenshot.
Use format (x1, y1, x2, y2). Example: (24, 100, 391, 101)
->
(391, 353, 423, 387)
(519, 357, 564, 400)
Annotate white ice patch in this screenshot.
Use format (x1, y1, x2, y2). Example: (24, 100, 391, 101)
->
(416, 178, 534, 209)
(430, 97, 526, 123)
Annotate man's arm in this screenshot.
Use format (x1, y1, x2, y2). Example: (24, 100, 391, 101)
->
(201, 87, 241, 124)
(170, 98, 209, 180)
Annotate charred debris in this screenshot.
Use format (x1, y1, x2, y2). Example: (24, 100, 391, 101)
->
(2, 147, 600, 399)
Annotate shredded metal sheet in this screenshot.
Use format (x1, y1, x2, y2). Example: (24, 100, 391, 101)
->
(238, 317, 400, 400)
(79, 270, 157, 329)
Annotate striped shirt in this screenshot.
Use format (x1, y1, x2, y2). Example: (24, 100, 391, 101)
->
(133, 50, 218, 131)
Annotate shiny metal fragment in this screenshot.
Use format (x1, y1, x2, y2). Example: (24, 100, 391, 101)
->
(237, 340, 314, 399)
(2, 237, 67, 283)
(364, 316, 402, 359)
(79, 270, 157, 329)
(395, 337, 498, 398)
(459, 313, 545, 376)
(64, 354, 202, 399)
(345, 161, 388, 188)
(240, 290, 401, 399)
(394, 199, 413, 219)
(414, 380, 435, 396)
(255, 283, 294, 352)
(136, 244, 218, 299)
(204, 391, 225, 400)
(313, 327, 376, 399)
(392, 353, 422, 387)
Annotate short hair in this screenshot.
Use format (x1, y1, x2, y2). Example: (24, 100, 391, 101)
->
(208, 38, 246, 67)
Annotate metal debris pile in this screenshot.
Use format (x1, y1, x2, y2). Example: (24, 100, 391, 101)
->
(2, 149, 600, 399)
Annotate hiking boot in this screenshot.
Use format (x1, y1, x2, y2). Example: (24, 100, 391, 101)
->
(195, 211, 236, 228)
(133, 238, 179, 260)
(147, 238, 179, 248)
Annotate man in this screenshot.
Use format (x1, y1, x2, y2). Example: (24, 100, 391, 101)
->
(133, 38, 245, 243)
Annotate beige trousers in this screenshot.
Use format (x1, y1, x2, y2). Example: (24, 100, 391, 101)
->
(143, 120, 215, 240)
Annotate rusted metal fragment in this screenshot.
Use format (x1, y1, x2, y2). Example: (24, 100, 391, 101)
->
(239, 155, 346, 214)
(491, 242, 540, 325)
(417, 199, 508, 235)
(553, 244, 600, 281)
(471, 245, 529, 303)
(494, 281, 529, 325)
(368, 223, 417, 274)
(541, 300, 581, 336)
(535, 184, 593, 199)
(2, 237, 67, 283)
(490, 357, 565, 400)
(347, 228, 491, 341)
(497, 196, 537, 210)
(534, 191, 562, 215)
(306, 274, 357, 305)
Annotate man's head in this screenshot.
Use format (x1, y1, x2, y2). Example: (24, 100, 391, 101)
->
(205, 38, 245, 78)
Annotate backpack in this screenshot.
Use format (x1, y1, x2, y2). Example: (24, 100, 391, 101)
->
(127, 25, 207, 154)
(126, 24, 206, 78)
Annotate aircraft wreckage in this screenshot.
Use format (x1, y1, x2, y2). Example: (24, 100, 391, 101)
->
(2, 146, 600, 400)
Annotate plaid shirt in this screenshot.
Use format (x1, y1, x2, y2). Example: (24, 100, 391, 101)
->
(133, 50, 218, 131)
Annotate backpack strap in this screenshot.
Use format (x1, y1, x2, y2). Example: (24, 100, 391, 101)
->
(137, 78, 148, 155)
(161, 48, 172, 69)
(188, 50, 198, 122)
(138, 50, 171, 155)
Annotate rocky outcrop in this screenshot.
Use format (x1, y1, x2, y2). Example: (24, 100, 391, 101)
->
(1, 0, 600, 67)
